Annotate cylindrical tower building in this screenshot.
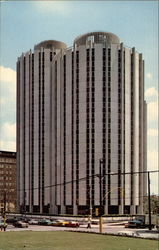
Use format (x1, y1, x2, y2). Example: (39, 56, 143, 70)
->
(17, 32, 147, 215)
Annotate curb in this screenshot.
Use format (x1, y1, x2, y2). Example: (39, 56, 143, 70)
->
(67, 229, 159, 241)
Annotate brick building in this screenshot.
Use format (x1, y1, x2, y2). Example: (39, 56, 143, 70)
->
(0, 151, 16, 212)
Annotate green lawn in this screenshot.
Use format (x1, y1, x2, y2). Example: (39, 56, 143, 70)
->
(0, 231, 158, 250)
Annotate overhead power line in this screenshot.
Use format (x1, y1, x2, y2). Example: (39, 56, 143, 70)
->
(16, 169, 159, 192)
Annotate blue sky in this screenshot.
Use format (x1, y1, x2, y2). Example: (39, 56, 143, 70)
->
(0, 0, 158, 193)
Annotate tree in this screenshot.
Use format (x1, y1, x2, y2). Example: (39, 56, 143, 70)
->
(143, 195, 159, 214)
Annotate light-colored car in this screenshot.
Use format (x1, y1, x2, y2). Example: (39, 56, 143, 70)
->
(51, 220, 68, 227)
(28, 219, 39, 225)
(13, 220, 29, 228)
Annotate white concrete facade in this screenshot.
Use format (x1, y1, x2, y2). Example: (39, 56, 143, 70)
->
(17, 32, 147, 215)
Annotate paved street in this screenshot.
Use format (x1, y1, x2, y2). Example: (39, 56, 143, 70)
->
(5, 223, 159, 240)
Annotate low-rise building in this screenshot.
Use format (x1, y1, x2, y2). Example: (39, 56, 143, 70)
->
(0, 151, 16, 212)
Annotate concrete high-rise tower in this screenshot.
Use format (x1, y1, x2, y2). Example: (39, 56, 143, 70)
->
(17, 32, 147, 215)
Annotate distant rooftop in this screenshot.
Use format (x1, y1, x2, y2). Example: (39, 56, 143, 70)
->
(34, 40, 67, 50)
(74, 31, 120, 47)
(0, 150, 16, 157)
(34, 32, 120, 52)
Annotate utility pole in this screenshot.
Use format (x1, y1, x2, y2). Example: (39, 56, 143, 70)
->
(23, 191, 27, 219)
(87, 185, 92, 228)
(99, 158, 103, 233)
(148, 171, 152, 230)
(3, 175, 7, 231)
(2, 190, 7, 231)
(89, 185, 92, 218)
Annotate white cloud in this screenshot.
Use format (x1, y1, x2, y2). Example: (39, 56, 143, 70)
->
(145, 87, 158, 99)
(0, 97, 5, 105)
(0, 65, 16, 151)
(150, 173, 159, 195)
(0, 140, 16, 152)
(34, 1, 71, 15)
(0, 66, 16, 84)
(0, 65, 16, 106)
(147, 101, 158, 122)
(0, 122, 16, 152)
(147, 150, 158, 172)
(147, 150, 158, 194)
(146, 73, 152, 79)
(147, 129, 158, 137)
(0, 122, 16, 141)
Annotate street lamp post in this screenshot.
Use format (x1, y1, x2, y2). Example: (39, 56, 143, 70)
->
(89, 185, 92, 218)
(24, 191, 26, 218)
(147, 171, 152, 230)
(3, 190, 7, 231)
(99, 158, 103, 233)
(87, 185, 92, 229)
(99, 159, 103, 216)
(2, 176, 7, 231)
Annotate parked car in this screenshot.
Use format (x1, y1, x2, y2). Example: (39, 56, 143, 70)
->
(13, 220, 29, 228)
(51, 220, 68, 227)
(65, 221, 80, 228)
(38, 219, 52, 226)
(125, 220, 144, 228)
(28, 219, 39, 225)
(17, 217, 30, 223)
(6, 217, 18, 224)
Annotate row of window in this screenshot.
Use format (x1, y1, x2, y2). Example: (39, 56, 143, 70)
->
(75, 51, 80, 204)
(71, 53, 74, 205)
(0, 159, 15, 163)
(0, 182, 14, 186)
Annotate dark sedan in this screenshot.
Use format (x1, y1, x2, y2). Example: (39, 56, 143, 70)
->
(38, 219, 52, 226)
(125, 220, 143, 228)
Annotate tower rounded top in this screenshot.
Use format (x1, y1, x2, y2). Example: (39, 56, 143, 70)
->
(74, 31, 120, 47)
(34, 40, 67, 50)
